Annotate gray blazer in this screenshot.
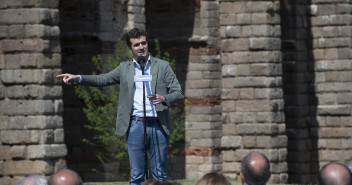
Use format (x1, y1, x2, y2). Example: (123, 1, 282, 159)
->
(80, 56, 184, 136)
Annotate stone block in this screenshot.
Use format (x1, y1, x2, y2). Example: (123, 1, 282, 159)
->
(236, 100, 284, 112)
(236, 13, 251, 25)
(251, 13, 280, 24)
(190, 106, 222, 114)
(186, 113, 222, 122)
(318, 127, 352, 138)
(40, 130, 55, 144)
(0, 146, 11, 160)
(222, 150, 237, 162)
(11, 145, 26, 159)
(256, 136, 287, 148)
(186, 79, 220, 89)
(317, 105, 351, 116)
(185, 88, 221, 97)
(186, 121, 222, 130)
(242, 25, 279, 37)
(203, 71, 221, 79)
(312, 15, 350, 26)
(188, 63, 221, 71)
(221, 88, 240, 100)
(54, 159, 66, 172)
(219, 14, 237, 25)
(271, 162, 288, 173)
(186, 130, 203, 140)
(239, 88, 254, 100)
(190, 138, 220, 147)
(0, 84, 5, 99)
(319, 150, 351, 161)
(186, 155, 204, 164)
(0, 8, 52, 24)
(1, 39, 50, 52)
(201, 1, 219, 10)
(187, 71, 202, 80)
(225, 51, 281, 64)
(246, 1, 277, 13)
(54, 129, 64, 143)
(224, 26, 241, 38)
(222, 162, 240, 173)
(0, 100, 55, 115)
(8, 25, 25, 38)
(220, 2, 246, 13)
(221, 136, 241, 148)
(315, 82, 352, 92)
(317, 4, 336, 15)
(220, 38, 249, 52)
(0, 130, 32, 144)
(243, 136, 256, 148)
(201, 18, 219, 28)
(27, 144, 67, 159)
(221, 121, 236, 134)
(0, 177, 11, 185)
(222, 100, 236, 112)
(233, 76, 281, 88)
(255, 88, 283, 100)
(249, 38, 281, 50)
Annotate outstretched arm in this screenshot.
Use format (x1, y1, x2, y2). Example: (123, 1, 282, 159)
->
(56, 74, 81, 85)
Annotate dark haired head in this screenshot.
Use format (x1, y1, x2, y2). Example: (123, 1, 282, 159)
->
(318, 162, 352, 185)
(240, 152, 271, 185)
(196, 172, 231, 185)
(125, 28, 148, 47)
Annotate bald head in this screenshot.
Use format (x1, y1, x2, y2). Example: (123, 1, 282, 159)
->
(49, 169, 82, 185)
(240, 152, 271, 185)
(318, 163, 352, 185)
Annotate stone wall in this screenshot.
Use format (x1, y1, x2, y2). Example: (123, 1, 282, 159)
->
(218, 0, 288, 183)
(0, 0, 351, 184)
(0, 0, 66, 184)
(281, 0, 352, 183)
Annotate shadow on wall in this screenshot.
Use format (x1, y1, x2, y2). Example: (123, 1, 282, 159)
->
(280, 0, 319, 183)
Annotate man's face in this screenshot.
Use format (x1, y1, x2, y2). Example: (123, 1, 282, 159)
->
(129, 36, 148, 60)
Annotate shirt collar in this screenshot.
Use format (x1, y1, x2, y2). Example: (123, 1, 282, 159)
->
(133, 55, 151, 68)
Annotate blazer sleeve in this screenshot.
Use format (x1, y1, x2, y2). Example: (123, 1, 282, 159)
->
(162, 64, 184, 106)
(80, 65, 121, 87)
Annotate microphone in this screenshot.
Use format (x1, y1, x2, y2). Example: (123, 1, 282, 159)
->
(137, 56, 146, 70)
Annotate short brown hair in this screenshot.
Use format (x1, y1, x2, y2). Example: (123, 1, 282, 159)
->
(125, 28, 148, 47)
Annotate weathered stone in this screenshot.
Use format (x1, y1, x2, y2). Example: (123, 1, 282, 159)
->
(11, 145, 26, 159)
(222, 162, 240, 173)
(0, 130, 32, 144)
(27, 144, 67, 159)
(54, 129, 64, 143)
(221, 136, 241, 148)
(0, 100, 55, 115)
(0, 146, 11, 160)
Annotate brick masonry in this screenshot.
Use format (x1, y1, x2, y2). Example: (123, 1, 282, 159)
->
(1, 0, 351, 184)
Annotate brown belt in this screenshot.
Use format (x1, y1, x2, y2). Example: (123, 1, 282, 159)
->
(131, 116, 159, 123)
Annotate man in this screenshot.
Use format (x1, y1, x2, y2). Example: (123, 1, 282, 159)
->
(240, 152, 271, 185)
(318, 163, 352, 185)
(56, 28, 184, 185)
(48, 169, 83, 185)
(16, 175, 48, 185)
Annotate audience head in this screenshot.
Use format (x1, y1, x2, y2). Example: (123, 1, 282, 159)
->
(240, 151, 271, 185)
(318, 162, 352, 185)
(16, 175, 48, 185)
(142, 179, 181, 185)
(196, 172, 231, 185)
(345, 161, 352, 172)
(48, 169, 83, 185)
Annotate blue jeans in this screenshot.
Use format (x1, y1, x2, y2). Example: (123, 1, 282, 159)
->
(127, 118, 169, 185)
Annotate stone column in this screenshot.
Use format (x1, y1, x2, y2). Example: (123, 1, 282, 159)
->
(127, 0, 146, 30)
(185, 0, 222, 180)
(219, 0, 287, 183)
(0, 1, 66, 184)
(281, 0, 352, 183)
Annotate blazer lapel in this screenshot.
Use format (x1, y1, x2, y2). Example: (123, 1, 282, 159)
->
(150, 57, 158, 94)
